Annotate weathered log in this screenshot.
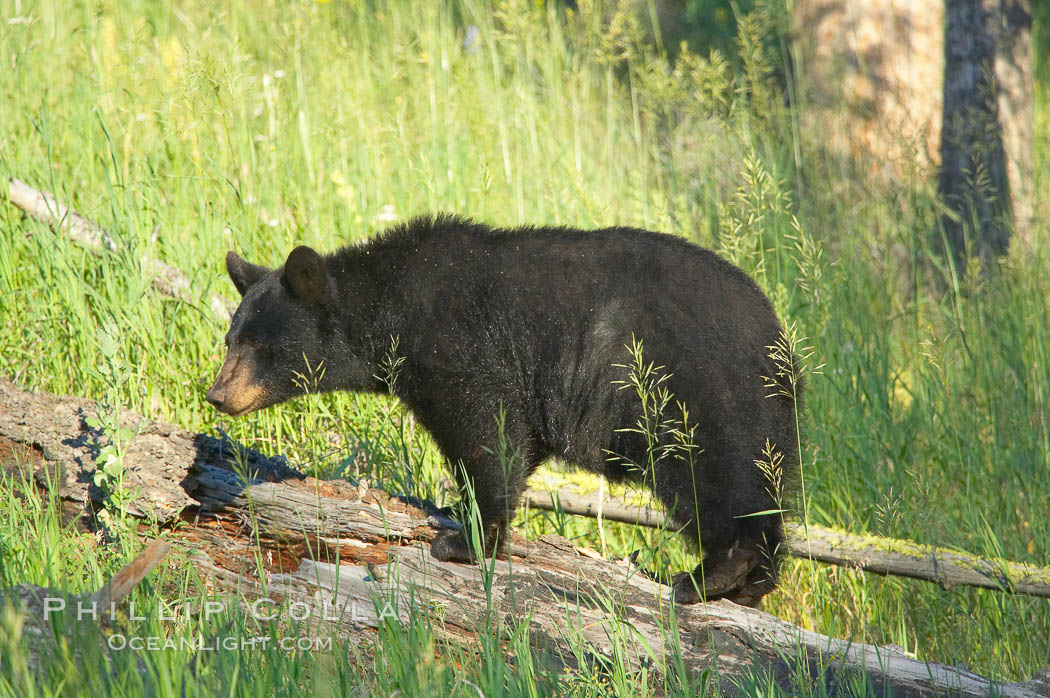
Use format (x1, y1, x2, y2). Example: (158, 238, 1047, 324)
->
(1, 378, 1048, 696)
(521, 490, 1050, 598)
(3, 177, 233, 321)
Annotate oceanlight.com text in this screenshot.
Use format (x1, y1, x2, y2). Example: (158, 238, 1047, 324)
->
(107, 634, 334, 652)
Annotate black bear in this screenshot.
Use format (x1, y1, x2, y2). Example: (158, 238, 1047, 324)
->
(207, 215, 799, 605)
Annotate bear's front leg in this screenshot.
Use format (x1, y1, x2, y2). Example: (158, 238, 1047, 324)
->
(429, 467, 513, 563)
(430, 441, 536, 563)
(424, 400, 538, 564)
(430, 522, 507, 563)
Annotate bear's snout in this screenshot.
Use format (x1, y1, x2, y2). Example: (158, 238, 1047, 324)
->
(205, 383, 230, 412)
(206, 354, 268, 416)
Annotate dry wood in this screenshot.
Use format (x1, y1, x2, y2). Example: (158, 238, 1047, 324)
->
(91, 539, 172, 610)
(1, 379, 1048, 695)
(4, 177, 233, 321)
(522, 490, 1050, 598)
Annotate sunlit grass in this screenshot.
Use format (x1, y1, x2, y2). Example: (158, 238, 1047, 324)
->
(1, 0, 1048, 692)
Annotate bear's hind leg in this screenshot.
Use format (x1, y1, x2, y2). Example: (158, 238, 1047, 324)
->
(671, 541, 757, 605)
(671, 518, 784, 605)
(657, 463, 783, 604)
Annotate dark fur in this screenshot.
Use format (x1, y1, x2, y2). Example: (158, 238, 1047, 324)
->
(208, 215, 800, 605)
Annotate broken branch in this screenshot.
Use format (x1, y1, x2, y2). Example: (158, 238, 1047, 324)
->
(522, 489, 1050, 599)
(4, 177, 232, 321)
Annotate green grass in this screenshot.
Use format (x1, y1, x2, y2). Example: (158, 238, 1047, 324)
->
(1, 0, 1048, 694)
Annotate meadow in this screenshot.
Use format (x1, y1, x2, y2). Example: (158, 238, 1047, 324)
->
(1, 0, 1048, 694)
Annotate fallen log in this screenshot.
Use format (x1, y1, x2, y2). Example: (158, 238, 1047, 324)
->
(3, 177, 233, 321)
(521, 490, 1050, 599)
(0, 378, 1048, 696)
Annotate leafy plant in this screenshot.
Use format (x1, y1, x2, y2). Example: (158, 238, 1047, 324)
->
(84, 323, 142, 526)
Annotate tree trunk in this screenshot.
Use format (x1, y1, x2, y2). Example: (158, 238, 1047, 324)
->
(939, 0, 1033, 267)
(791, 0, 945, 180)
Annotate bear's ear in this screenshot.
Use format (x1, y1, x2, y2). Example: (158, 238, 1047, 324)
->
(282, 245, 327, 303)
(226, 251, 268, 297)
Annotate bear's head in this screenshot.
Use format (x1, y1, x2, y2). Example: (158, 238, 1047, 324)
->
(206, 245, 339, 416)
